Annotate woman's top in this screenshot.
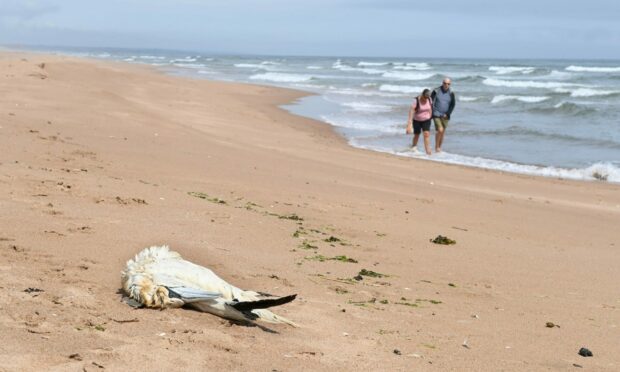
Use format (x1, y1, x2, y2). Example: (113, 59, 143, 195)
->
(413, 97, 432, 121)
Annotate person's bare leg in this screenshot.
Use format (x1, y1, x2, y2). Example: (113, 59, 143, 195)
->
(412, 133, 420, 148)
(423, 131, 431, 155)
(438, 129, 446, 150)
(435, 127, 444, 152)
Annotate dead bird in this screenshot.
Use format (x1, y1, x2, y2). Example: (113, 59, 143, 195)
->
(121, 245, 297, 326)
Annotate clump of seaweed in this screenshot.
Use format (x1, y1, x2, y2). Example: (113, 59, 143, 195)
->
(292, 227, 307, 238)
(278, 213, 303, 221)
(395, 301, 418, 307)
(299, 240, 318, 250)
(188, 191, 227, 204)
(358, 269, 387, 278)
(430, 235, 456, 245)
(305, 255, 358, 263)
(324, 236, 341, 243)
(331, 255, 358, 263)
(244, 201, 261, 210)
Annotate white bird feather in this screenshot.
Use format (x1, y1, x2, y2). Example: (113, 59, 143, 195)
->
(121, 245, 297, 326)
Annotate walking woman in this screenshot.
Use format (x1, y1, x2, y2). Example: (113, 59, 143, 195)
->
(406, 88, 433, 155)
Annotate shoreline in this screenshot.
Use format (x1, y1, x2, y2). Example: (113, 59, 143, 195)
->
(9, 46, 620, 183)
(1, 51, 619, 371)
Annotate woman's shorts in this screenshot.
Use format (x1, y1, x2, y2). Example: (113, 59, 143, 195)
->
(413, 119, 431, 134)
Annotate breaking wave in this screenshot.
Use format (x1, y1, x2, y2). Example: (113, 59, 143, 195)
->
(566, 65, 620, 73)
(249, 72, 313, 83)
(489, 66, 536, 75)
(491, 95, 550, 104)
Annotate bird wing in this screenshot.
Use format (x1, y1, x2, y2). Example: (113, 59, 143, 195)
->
(153, 272, 222, 303)
(168, 286, 221, 303)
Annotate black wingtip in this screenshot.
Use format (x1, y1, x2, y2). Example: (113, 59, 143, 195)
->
(230, 294, 297, 312)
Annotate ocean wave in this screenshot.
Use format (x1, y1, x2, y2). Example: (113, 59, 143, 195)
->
(249, 72, 313, 83)
(306, 65, 323, 70)
(379, 84, 426, 94)
(557, 88, 620, 98)
(566, 65, 620, 73)
(341, 102, 393, 113)
(358, 61, 391, 66)
(455, 75, 485, 83)
(393, 62, 431, 70)
(171, 57, 197, 63)
(459, 96, 481, 102)
(328, 88, 401, 97)
(385, 149, 620, 183)
(489, 66, 536, 75)
(463, 126, 620, 149)
(234, 63, 265, 69)
(382, 71, 436, 80)
(546, 70, 573, 79)
(333, 64, 385, 74)
(483, 78, 585, 89)
(528, 101, 596, 116)
(138, 55, 166, 60)
(491, 95, 550, 104)
(172, 63, 206, 69)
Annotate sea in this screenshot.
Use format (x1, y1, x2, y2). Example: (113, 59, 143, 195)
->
(26, 46, 620, 183)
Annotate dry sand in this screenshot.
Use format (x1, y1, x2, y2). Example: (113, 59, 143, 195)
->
(1, 52, 619, 371)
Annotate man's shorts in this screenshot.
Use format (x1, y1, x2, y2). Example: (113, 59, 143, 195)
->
(433, 117, 449, 131)
(413, 119, 431, 134)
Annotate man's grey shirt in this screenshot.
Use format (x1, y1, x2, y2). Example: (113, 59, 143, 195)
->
(432, 87, 454, 117)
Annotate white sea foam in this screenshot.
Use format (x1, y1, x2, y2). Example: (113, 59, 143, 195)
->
(171, 57, 197, 63)
(329, 88, 401, 97)
(379, 84, 426, 94)
(393, 62, 431, 70)
(173, 63, 205, 69)
(138, 55, 166, 60)
(566, 88, 619, 97)
(341, 102, 393, 113)
(566, 65, 620, 73)
(333, 64, 384, 74)
(491, 95, 550, 104)
(489, 66, 535, 75)
(358, 61, 391, 66)
(353, 146, 620, 183)
(261, 61, 281, 65)
(483, 78, 584, 89)
(382, 71, 435, 80)
(249, 72, 313, 83)
(306, 65, 322, 70)
(234, 63, 265, 68)
(459, 96, 481, 102)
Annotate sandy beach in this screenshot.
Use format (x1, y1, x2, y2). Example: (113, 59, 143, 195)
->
(1, 52, 619, 371)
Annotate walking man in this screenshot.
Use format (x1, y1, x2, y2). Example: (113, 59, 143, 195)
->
(431, 78, 456, 152)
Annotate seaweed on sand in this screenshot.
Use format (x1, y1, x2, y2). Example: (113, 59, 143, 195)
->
(430, 235, 456, 245)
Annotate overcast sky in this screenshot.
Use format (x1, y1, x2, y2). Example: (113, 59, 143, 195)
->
(1, 0, 618, 59)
